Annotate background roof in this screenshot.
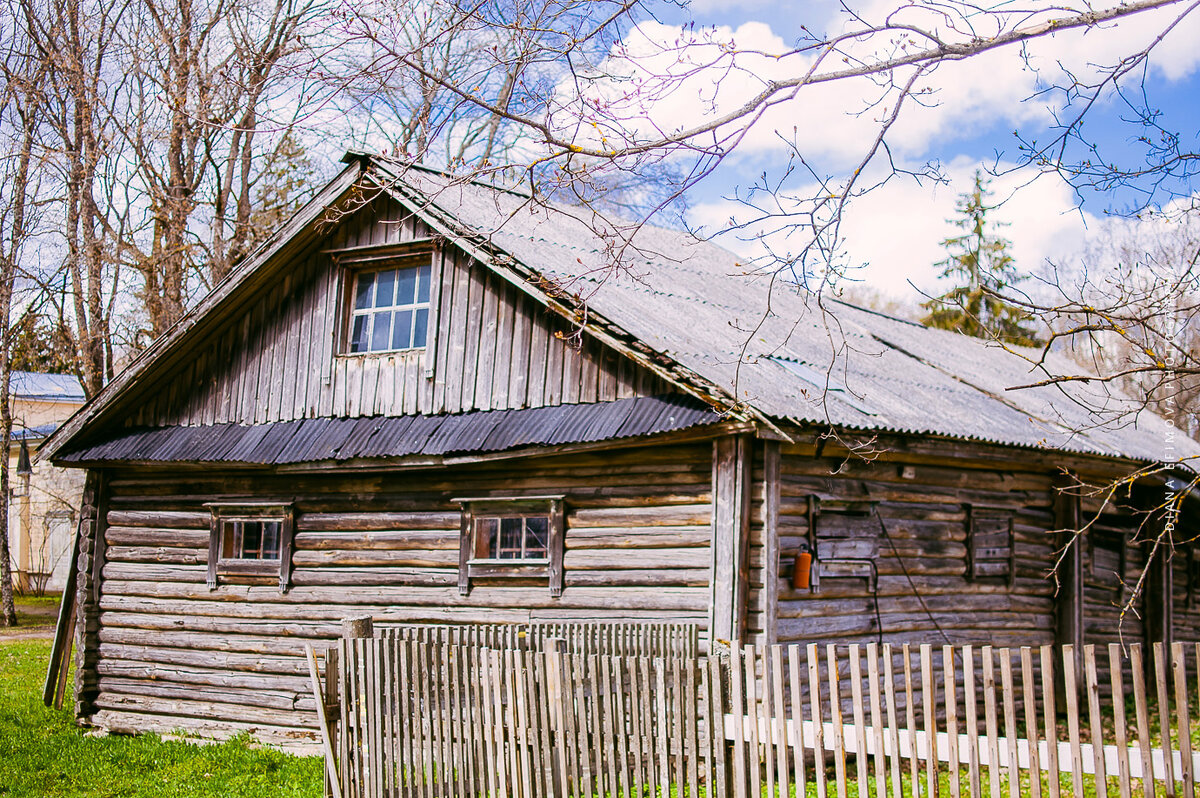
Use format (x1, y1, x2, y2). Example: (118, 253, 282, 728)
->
(11, 371, 85, 403)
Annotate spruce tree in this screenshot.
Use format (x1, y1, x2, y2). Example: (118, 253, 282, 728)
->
(921, 172, 1041, 347)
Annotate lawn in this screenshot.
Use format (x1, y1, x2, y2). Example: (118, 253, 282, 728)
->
(0, 601, 322, 798)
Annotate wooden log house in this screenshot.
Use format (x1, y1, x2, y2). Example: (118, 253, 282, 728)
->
(39, 154, 1200, 747)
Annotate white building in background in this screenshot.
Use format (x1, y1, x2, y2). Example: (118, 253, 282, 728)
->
(8, 371, 86, 594)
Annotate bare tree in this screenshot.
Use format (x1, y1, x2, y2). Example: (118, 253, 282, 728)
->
(0, 0, 48, 625)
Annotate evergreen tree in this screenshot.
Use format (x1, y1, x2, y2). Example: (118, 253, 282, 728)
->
(921, 172, 1041, 347)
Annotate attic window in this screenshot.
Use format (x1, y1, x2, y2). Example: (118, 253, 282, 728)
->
(770, 357, 877, 416)
(348, 262, 431, 353)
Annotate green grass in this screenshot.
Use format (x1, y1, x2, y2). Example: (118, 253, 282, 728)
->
(0, 638, 322, 797)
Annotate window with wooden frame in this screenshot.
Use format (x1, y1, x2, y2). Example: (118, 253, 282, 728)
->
(345, 257, 432, 355)
(965, 505, 1015, 586)
(456, 496, 565, 597)
(206, 503, 295, 593)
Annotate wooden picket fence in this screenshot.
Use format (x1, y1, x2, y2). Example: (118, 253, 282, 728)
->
(308, 629, 1200, 798)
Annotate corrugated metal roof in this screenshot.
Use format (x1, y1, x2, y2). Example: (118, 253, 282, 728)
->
(11, 371, 85, 402)
(376, 161, 1200, 464)
(57, 394, 721, 465)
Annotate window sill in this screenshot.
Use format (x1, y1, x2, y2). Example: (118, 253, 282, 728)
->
(467, 559, 551, 579)
(216, 559, 282, 577)
(338, 347, 426, 359)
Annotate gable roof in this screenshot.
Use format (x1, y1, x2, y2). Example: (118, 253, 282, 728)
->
(368, 157, 1197, 465)
(41, 153, 1200, 468)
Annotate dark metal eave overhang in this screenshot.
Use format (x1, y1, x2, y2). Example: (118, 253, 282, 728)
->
(54, 394, 730, 469)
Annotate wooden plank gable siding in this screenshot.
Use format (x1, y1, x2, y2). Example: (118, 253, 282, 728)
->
(84, 443, 713, 746)
(130, 197, 670, 429)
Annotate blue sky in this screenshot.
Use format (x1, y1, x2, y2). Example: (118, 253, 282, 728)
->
(610, 1, 1200, 302)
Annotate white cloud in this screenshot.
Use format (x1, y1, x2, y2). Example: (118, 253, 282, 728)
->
(562, 3, 1200, 169)
(688, 158, 1098, 303)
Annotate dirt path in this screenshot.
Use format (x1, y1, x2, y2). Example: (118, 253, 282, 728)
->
(0, 601, 59, 641)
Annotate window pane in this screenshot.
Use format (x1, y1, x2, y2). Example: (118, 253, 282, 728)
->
(261, 522, 281, 559)
(413, 308, 429, 348)
(397, 267, 417, 305)
(354, 272, 374, 310)
(392, 309, 413, 350)
(417, 265, 431, 303)
(370, 311, 392, 351)
(524, 516, 549, 558)
(476, 517, 499, 559)
(498, 517, 523, 559)
(241, 522, 263, 559)
(350, 315, 369, 353)
(375, 269, 397, 308)
(222, 522, 237, 560)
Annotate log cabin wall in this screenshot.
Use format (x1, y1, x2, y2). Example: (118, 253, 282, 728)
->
(772, 443, 1061, 651)
(129, 196, 670, 429)
(83, 441, 714, 746)
(763, 441, 1154, 710)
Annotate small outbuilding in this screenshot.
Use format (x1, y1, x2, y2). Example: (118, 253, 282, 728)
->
(9, 370, 86, 594)
(40, 154, 1200, 747)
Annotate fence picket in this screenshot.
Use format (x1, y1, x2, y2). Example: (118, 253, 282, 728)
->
(788, 644, 807, 797)
(922, 643, 940, 798)
(868, 643, 888, 798)
(982, 646, 1001, 798)
(902, 644, 920, 798)
(1130, 644, 1154, 798)
(1172, 642, 1193, 798)
(944, 644, 961, 798)
(1019, 647, 1040, 798)
(1038, 645, 1059, 798)
(964, 645, 981, 798)
(999, 648, 1019, 798)
(883, 643, 902, 798)
(1153, 642, 1177, 797)
(808, 643, 829, 798)
(852, 644, 871, 798)
(829, 644, 849, 798)
(1107, 644, 1131, 798)
(1083, 645, 1108, 797)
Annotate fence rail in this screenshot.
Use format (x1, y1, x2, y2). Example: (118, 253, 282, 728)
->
(313, 627, 1200, 798)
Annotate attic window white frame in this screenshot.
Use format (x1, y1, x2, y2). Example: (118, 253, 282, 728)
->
(328, 242, 440, 362)
(455, 496, 565, 597)
(205, 502, 294, 593)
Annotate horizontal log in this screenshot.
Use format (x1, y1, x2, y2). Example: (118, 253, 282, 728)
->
(564, 526, 711, 548)
(101, 579, 710, 611)
(106, 546, 207, 566)
(296, 512, 459, 532)
(97, 656, 314, 692)
(99, 627, 322, 657)
(562, 548, 710, 570)
(568, 504, 711, 528)
(97, 677, 314, 713)
(93, 691, 314, 731)
(291, 549, 458, 568)
(99, 595, 534, 624)
(99, 611, 341, 638)
(105, 527, 209, 547)
(89, 709, 320, 753)
(105, 509, 209, 529)
(293, 529, 456, 550)
(97, 642, 308, 676)
(562, 569, 710, 587)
